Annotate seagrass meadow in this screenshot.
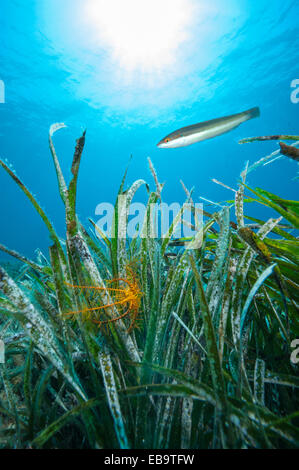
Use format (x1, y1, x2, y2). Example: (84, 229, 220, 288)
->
(0, 126, 298, 449)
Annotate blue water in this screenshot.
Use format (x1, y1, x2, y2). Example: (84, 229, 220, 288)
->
(0, 0, 298, 259)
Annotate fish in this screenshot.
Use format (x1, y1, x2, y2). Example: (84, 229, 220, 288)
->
(279, 142, 299, 162)
(157, 107, 260, 149)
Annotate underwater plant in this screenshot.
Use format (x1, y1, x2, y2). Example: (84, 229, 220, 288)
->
(0, 125, 298, 449)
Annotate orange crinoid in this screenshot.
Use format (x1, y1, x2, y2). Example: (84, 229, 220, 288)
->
(64, 266, 142, 333)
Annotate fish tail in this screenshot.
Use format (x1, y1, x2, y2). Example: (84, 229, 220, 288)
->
(244, 106, 260, 120)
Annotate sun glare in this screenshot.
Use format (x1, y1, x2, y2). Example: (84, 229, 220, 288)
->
(85, 0, 194, 71)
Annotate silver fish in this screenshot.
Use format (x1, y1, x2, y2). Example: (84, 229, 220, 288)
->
(157, 107, 260, 149)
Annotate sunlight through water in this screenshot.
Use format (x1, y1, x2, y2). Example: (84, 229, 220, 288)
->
(84, 0, 194, 72)
(37, 0, 247, 120)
